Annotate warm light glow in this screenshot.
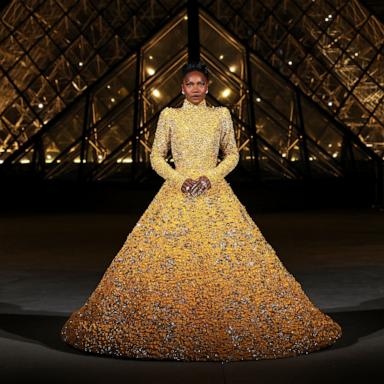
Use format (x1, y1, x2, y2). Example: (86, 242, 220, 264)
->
(117, 158, 133, 163)
(219, 54, 224, 60)
(221, 88, 231, 98)
(229, 65, 236, 72)
(288, 60, 293, 66)
(111, 97, 116, 103)
(107, 84, 111, 89)
(78, 61, 83, 67)
(38, 103, 44, 109)
(152, 89, 161, 98)
(147, 67, 155, 76)
(256, 97, 261, 102)
(332, 153, 338, 158)
(20, 158, 30, 164)
(328, 101, 333, 106)
(183, 15, 188, 20)
(149, 55, 153, 60)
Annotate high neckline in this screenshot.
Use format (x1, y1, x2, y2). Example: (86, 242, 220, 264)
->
(182, 98, 207, 109)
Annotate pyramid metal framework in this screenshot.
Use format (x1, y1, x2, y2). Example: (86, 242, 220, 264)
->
(202, 0, 384, 156)
(0, 0, 382, 190)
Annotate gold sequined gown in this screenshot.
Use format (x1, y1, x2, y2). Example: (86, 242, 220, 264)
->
(61, 98, 342, 361)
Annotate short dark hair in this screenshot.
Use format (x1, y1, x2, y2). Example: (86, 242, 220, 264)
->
(181, 61, 209, 81)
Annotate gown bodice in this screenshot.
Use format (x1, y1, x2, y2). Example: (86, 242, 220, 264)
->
(150, 98, 240, 188)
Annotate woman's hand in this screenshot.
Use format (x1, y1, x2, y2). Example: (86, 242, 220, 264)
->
(187, 175, 211, 197)
(181, 178, 197, 194)
(181, 176, 211, 197)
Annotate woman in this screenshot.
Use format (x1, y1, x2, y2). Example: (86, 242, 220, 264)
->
(61, 62, 342, 362)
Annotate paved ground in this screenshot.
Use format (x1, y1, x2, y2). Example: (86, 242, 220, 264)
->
(0, 207, 383, 383)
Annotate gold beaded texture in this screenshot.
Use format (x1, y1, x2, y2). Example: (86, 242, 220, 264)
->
(61, 98, 342, 361)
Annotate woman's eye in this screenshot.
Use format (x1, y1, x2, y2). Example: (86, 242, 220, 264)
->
(185, 82, 204, 87)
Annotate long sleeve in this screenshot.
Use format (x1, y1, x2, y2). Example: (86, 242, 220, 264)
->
(205, 107, 239, 183)
(150, 107, 186, 189)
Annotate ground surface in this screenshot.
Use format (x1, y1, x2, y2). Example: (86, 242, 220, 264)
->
(0, 207, 383, 383)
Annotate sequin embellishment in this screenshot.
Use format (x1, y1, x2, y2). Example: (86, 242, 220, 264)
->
(61, 98, 342, 361)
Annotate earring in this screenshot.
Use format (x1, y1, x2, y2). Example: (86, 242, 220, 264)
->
(182, 91, 185, 94)
(205, 90, 208, 94)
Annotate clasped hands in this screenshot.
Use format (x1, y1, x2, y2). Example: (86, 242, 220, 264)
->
(181, 175, 211, 197)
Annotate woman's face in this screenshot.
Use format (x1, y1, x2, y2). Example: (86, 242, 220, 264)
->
(181, 71, 208, 105)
